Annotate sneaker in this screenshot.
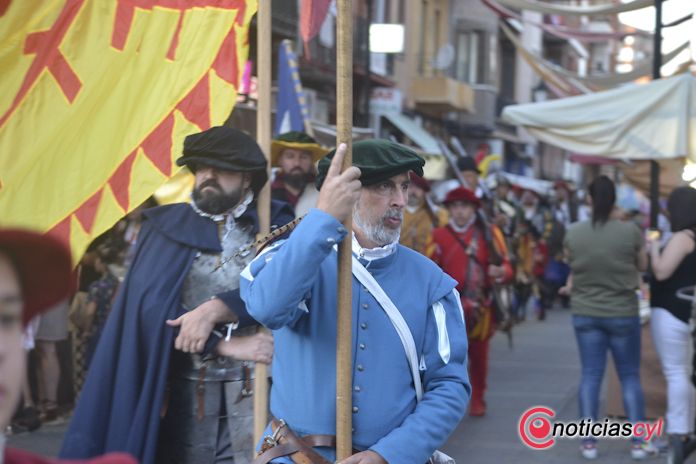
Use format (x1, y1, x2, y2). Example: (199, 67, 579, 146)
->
(631, 441, 659, 460)
(12, 406, 41, 432)
(580, 442, 598, 460)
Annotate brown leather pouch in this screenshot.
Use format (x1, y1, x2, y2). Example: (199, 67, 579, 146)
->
(252, 418, 334, 464)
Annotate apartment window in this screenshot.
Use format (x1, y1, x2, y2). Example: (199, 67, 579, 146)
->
(455, 30, 485, 84)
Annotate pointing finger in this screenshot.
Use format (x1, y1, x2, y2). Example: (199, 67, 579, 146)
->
(326, 143, 348, 179)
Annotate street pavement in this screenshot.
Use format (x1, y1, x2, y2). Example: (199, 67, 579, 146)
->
(441, 307, 669, 463)
(9, 308, 673, 462)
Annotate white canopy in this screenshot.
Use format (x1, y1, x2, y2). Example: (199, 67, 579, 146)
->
(502, 73, 696, 162)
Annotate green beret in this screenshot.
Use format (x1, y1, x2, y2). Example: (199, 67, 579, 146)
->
(315, 139, 424, 190)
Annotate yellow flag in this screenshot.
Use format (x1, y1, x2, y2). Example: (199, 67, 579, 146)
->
(0, 0, 257, 262)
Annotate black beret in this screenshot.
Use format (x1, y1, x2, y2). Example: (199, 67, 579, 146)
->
(456, 156, 480, 173)
(176, 126, 268, 193)
(315, 139, 424, 190)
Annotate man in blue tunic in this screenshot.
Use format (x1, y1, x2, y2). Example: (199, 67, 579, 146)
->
(241, 140, 471, 464)
(61, 126, 293, 464)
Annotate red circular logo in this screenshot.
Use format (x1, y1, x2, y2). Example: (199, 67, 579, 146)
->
(519, 406, 556, 449)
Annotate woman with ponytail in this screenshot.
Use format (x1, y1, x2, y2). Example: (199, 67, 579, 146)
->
(563, 175, 651, 460)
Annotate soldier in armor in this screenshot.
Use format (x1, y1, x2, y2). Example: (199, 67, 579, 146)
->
(61, 126, 294, 464)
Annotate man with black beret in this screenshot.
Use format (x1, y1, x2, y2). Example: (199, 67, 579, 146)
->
(242, 139, 470, 464)
(271, 131, 326, 218)
(456, 155, 481, 193)
(62, 126, 294, 464)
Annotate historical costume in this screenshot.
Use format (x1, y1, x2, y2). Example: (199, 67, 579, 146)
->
(241, 140, 470, 463)
(270, 131, 325, 218)
(427, 186, 512, 417)
(400, 173, 447, 255)
(61, 127, 293, 464)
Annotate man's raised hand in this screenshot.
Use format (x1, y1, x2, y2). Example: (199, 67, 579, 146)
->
(316, 143, 361, 223)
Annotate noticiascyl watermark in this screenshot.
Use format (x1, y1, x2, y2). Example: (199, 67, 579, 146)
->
(518, 406, 664, 450)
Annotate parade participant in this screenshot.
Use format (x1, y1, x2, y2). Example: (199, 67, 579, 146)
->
(427, 186, 512, 417)
(551, 180, 578, 227)
(241, 140, 470, 464)
(519, 189, 552, 239)
(457, 156, 482, 197)
(0, 228, 135, 464)
(271, 131, 326, 217)
(61, 126, 293, 464)
(518, 188, 560, 317)
(514, 220, 548, 321)
(400, 172, 447, 255)
(490, 175, 519, 238)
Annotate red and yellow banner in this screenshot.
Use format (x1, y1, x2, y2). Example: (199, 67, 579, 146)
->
(0, 0, 257, 262)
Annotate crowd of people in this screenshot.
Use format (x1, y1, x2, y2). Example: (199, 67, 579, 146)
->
(3, 125, 696, 464)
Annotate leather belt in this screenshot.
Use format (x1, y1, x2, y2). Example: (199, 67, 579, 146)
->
(252, 418, 335, 464)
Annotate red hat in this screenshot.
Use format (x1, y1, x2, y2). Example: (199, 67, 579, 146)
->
(554, 180, 571, 191)
(0, 229, 73, 325)
(409, 172, 431, 192)
(443, 186, 481, 207)
(521, 188, 541, 199)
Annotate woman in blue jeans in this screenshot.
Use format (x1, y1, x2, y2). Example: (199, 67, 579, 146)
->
(562, 176, 650, 460)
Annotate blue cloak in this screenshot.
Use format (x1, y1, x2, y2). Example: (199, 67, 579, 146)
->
(60, 201, 293, 463)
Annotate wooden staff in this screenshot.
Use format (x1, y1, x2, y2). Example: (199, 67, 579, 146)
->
(253, 0, 271, 448)
(336, 0, 353, 459)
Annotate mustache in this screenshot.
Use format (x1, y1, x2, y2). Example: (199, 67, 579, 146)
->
(383, 209, 403, 221)
(199, 180, 222, 191)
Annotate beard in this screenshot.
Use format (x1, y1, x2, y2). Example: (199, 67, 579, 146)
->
(407, 194, 423, 208)
(192, 180, 245, 215)
(283, 170, 312, 191)
(353, 204, 403, 247)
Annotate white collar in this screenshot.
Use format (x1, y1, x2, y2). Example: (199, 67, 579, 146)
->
(351, 234, 398, 261)
(405, 204, 420, 214)
(189, 190, 254, 223)
(448, 215, 476, 233)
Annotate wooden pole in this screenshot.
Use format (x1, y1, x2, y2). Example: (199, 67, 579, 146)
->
(336, 0, 353, 460)
(254, 0, 272, 449)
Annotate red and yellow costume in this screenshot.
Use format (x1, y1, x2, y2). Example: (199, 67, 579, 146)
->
(426, 187, 512, 416)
